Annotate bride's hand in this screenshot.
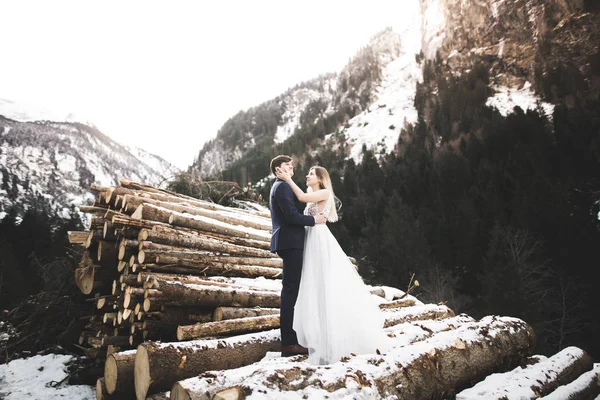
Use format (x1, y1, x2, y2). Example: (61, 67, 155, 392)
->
(276, 168, 291, 182)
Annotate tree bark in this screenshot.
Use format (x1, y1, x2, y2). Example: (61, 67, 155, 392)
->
(104, 351, 136, 395)
(177, 315, 280, 340)
(156, 253, 281, 268)
(383, 304, 455, 327)
(379, 298, 417, 310)
(137, 228, 273, 258)
(119, 178, 270, 219)
(124, 195, 271, 231)
(139, 226, 271, 251)
(212, 307, 279, 321)
(142, 278, 280, 308)
(134, 329, 280, 399)
(68, 231, 89, 245)
(168, 208, 271, 243)
(170, 317, 535, 400)
(152, 256, 283, 279)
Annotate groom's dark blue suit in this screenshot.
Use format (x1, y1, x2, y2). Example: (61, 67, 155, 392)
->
(270, 178, 315, 346)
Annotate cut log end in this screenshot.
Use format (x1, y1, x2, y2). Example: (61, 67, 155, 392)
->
(134, 345, 151, 400)
(214, 386, 243, 400)
(104, 355, 118, 394)
(96, 377, 106, 400)
(170, 383, 191, 400)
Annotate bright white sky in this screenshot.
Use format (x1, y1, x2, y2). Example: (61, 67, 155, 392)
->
(0, 0, 415, 169)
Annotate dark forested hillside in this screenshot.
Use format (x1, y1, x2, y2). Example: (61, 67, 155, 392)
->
(268, 53, 600, 359)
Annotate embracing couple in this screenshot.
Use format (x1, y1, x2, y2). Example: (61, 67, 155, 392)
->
(269, 155, 391, 365)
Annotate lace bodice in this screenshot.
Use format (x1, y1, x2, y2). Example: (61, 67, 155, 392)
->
(304, 196, 332, 218)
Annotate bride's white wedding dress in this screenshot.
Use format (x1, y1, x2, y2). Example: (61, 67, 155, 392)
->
(293, 197, 392, 365)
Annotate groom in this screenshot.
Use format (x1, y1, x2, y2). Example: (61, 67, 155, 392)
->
(269, 155, 326, 357)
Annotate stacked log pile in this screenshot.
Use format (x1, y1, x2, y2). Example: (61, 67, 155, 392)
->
(70, 179, 286, 350)
(69, 179, 598, 400)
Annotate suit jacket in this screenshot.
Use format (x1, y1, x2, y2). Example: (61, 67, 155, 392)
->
(270, 178, 315, 253)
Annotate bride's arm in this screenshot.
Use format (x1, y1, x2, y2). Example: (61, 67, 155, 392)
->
(276, 170, 329, 203)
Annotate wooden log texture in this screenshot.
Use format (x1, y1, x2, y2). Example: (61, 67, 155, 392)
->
(152, 256, 283, 279)
(139, 226, 271, 251)
(142, 278, 280, 308)
(104, 350, 137, 395)
(456, 347, 596, 400)
(134, 329, 281, 400)
(166, 207, 270, 243)
(378, 298, 417, 310)
(68, 231, 89, 245)
(382, 304, 455, 327)
(170, 316, 535, 400)
(155, 253, 281, 268)
(212, 307, 279, 322)
(119, 178, 270, 219)
(124, 195, 271, 231)
(176, 314, 280, 340)
(138, 228, 272, 258)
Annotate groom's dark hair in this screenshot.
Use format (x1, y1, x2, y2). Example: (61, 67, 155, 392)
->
(270, 155, 292, 175)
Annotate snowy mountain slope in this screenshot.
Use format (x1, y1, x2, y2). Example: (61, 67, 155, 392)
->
(0, 116, 178, 221)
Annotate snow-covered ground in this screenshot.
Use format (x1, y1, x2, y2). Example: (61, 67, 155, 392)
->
(0, 354, 94, 399)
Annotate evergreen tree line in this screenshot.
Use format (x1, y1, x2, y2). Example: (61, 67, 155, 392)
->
(0, 198, 84, 310)
(258, 58, 599, 359)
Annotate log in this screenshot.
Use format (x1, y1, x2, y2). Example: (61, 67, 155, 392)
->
(131, 204, 172, 224)
(139, 226, 271, 251)
(124, 195, 271, 231)
(119, 178, 270, 219)
(103, 221, 118, 241)
(89, 215, 106, 230)
(156, 254, 282, 268)
(152, 256, 283, 279)
(97, 240, 118, 268)
(167, 207, 270, 243)
(104, 350, 136, 395)
(378, 298, 417, 310)
(75, 265, 106, 295)
(134, 329, 281, 399)
(177, 315, 280, 340)
(539, 363, 600, 400)
(212, 307, 279, 321)
(382, 304, 455, 327)
(456, 346, 596, 399)
(213, 387, 243, 400)
(141, 279, 280, 308)
(170, 316, 535, 400)
(137, 228, 272, 258)
(112, 215, 169, 231)
(68, 231, 89, 245)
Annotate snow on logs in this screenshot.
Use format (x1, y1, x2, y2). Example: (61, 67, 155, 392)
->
(169, 316, 535, 400)
(456, 346, 597, 400)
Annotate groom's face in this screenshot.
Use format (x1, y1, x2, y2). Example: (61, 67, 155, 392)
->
(280, 161, 294, 177)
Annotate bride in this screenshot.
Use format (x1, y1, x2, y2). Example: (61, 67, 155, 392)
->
(275, 165, 392, 365)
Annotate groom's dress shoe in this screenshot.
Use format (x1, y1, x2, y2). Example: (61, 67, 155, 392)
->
(281, 344, 309, 357)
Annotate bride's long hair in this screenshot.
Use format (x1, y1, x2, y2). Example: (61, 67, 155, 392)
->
(308, 166, 340, 222)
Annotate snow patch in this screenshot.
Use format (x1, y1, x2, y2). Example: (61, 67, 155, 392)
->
(486, 82, 554, 117)
(0, 354, 94, 399)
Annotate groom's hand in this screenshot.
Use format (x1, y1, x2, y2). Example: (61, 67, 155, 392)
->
(315, 212, 327, 225)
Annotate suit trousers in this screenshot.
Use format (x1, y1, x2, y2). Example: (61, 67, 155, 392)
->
(277, 248, 304, 346)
